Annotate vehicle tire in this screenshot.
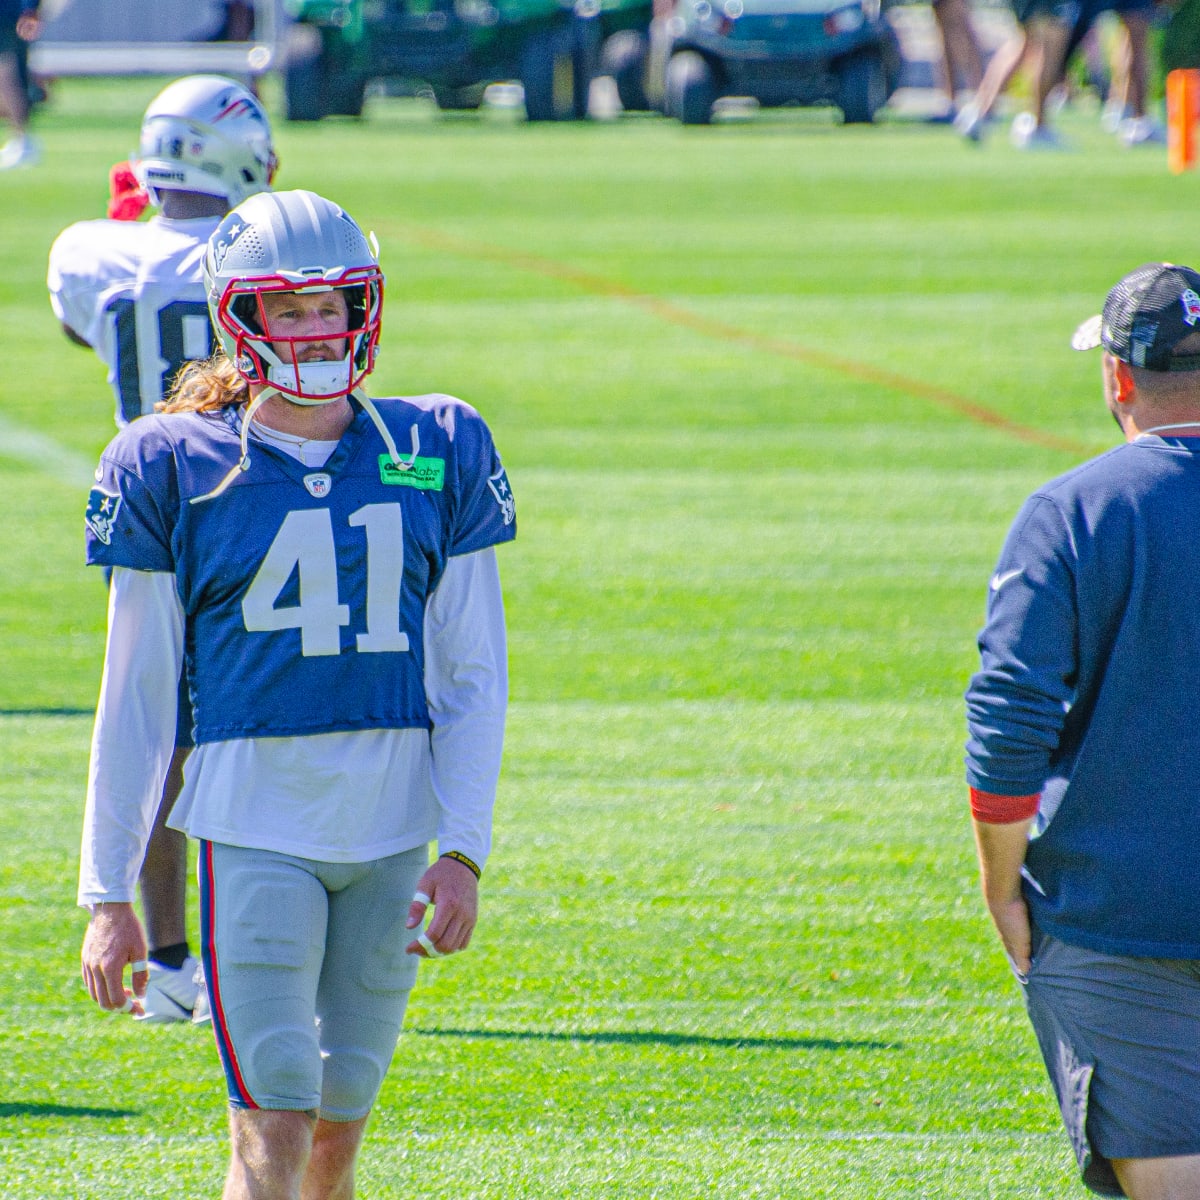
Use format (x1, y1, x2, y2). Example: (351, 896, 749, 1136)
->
(284, 43, 326, 121)
(571, 12, 602, 119)
(431, 84, 486, 111)
(601, 29, 650, 111)
(284, 39, 365, 120)
(664, 51, 715, 125)
(521, 27, 571, 120)
(324, 72, 368, 117)
(836, 49, 886, 124)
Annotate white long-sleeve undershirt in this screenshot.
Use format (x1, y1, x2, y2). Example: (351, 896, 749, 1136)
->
(77, 547, 507, 906)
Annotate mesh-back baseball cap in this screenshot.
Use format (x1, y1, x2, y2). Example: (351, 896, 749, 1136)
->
(1072, 262, 1200, 371)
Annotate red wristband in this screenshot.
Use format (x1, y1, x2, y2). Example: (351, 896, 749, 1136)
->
(969, 787, 1040, 824)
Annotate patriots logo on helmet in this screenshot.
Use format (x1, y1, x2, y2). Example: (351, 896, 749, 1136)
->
(1182, 288, 1200, 327)
(85, 487, 123, 545)
(214, 95, 261, 123)
(210, 216, 248, 272)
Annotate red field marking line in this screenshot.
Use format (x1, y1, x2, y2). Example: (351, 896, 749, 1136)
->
(402, 225, 1092, 458)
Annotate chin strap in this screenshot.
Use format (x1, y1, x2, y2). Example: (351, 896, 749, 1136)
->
(357, 392, 419, 470)
(190, 391, 420, 505)
(189, 388, 277, 505)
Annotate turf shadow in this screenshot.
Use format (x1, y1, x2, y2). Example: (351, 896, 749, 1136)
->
(410, 1027, 900, 1052)
(0, 708, 93, 717)
(0, 1101, 137, 1119)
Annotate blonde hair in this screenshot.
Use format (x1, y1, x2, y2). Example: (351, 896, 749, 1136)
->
(157, 352, 249, 414)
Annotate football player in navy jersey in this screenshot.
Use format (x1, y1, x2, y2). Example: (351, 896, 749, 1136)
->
(78, 189, 515, 1199)
(50, 74, 278, 1024)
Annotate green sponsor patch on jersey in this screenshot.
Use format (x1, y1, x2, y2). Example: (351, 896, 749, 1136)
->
(378, 454, 445, 490)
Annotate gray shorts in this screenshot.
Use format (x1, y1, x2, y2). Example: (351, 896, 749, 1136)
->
(1023, 929, 1200, 1197)
(198, 841, 428, 1121)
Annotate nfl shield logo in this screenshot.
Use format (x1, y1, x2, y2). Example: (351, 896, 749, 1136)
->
(304, 473, 332, 498)
(85, 487, 122, 545)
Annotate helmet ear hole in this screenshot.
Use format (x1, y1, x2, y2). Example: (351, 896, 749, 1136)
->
(345, 284, 370, 368)
(230, 293, 263, 335)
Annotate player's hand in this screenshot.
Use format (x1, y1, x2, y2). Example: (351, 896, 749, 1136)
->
(405, 856, 479, 959)
(81, 902, 149, 1015)
(987, 895, 1033, 981)
(107, 161, 150, 222)
(15, 13, 39, 41)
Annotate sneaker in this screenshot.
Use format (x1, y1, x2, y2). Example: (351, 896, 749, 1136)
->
(1102, 100, 1133, 133)
(954, 101, 985, 143)
(1044, 84, 1069, 117)
(0, 135, 39, 170)
(137, 955, 204, 1024)
(1118, 116, 1166, 146)
(1010, 113, 1069, 151)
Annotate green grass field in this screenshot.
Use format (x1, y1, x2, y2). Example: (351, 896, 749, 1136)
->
(1, 75, 1193, 1197)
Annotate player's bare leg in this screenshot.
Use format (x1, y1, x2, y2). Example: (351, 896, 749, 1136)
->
(956, 27, 1026, 138)
(224, 1108, 316, 1200)
(933, 0, 983, 106)
(1117, 10, 1149, 118)
(302, 1117, 369, 1200)
(138, 746, 190, 951)
(0, 50, 30, 135)
(1029, 15, 1070, 129)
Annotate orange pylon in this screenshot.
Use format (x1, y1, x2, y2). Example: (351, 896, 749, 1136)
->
(1167, 69, 1200, 173)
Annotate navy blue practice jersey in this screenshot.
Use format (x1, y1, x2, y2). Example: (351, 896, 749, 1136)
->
(85, 394, 516, 744)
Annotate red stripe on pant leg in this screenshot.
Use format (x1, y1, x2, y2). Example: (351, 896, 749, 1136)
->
(199, 840, 258, 1109)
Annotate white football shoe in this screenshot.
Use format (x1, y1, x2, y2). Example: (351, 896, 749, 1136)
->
(0, 135, 39, 170)
(1010, 113, 1070, 151)
(954, 101, 985, 143)
(1101, 100, 1133, 133)
(137, 955, 204, 1024)
(1118, 116, 1166, 147)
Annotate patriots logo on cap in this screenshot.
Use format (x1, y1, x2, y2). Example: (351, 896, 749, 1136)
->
(1182, 288, 1200, 326)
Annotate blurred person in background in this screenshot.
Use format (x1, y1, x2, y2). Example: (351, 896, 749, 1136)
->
(48, 74, 277, 1024)
(954, 0, 1079, 146)
(930, 0, 986, 121)
(1088, 0, 1169, 145)
(0, 0, 38, 168)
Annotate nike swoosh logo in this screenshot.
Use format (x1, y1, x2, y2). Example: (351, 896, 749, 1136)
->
(990, 568, 1023, 592)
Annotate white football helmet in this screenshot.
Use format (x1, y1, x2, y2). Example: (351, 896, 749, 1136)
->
(137, 75, 277, 208)
(204, 189, 384, 405)
(193, 190, 401, 503)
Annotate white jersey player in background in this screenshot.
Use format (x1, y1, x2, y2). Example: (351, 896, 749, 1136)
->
(47, 74, 277, 1023)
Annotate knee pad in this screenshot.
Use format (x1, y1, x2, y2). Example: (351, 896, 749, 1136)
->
(227, 1012, 323, 1111)
(319, 1045, 389, 1121)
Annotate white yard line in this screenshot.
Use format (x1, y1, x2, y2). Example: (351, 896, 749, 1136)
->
(0, 414, 98, 488)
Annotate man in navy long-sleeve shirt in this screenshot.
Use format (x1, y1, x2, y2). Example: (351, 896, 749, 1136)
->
(966, 262, 1200, 1200)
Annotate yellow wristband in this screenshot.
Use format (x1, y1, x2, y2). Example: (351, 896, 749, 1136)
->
(440, 850, 481, 879)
